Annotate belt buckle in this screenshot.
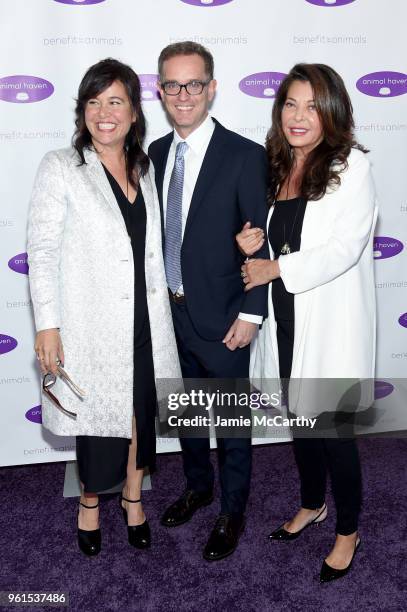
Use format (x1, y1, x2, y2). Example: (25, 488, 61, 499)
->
(169, 289, 185, 304)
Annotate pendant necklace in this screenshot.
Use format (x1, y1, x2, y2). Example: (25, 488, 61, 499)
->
(280, 167, 301, 256)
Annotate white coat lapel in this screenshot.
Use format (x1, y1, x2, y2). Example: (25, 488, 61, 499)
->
(83, 147, 128, 234)
(139, 169, 157, 251)
(266, 204, 275, 258)
(289, 197, 330, 378)
(299, 196, 331, 249)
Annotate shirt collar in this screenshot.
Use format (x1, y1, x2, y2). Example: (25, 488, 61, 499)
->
(173, 114, 215, 155)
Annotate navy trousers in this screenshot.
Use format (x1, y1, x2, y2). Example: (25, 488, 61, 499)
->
(170, 300, 252, 515)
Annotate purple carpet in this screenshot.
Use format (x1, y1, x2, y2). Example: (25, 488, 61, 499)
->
(0, 439, 406, 612)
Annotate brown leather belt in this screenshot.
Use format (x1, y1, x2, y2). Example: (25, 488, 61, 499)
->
(168, 288, 185, 304)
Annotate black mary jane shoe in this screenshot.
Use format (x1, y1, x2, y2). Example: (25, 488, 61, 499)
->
(319, 538, 361, 583)
(268, 503, 328, 541)
(77, 500, 101, 557)
(120, 495, 151, 549)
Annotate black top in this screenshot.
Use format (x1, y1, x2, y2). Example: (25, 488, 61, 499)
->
(268, 197, 307, 321)
(103, 165, 150, 347)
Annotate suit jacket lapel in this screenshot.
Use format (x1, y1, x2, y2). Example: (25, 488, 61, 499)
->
(152, 134, 172, 242)
(184, 122, 226, 237)
(153, 134, 172, 212)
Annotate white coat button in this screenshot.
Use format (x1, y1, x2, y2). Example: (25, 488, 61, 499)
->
(149, 252, 154, 258)
(150, 288, 156, 294)
(121, 294, 130, 299)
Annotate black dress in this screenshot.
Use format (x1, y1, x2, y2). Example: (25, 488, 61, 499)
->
(76, 168, 157, 493)
(269, 197, 362, 536)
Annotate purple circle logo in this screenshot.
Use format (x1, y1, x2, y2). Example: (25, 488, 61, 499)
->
(0, 75, 54, 104)
(374, 380, 394, 400)
(0, 334, 18, 355)
(25, 405, 42, 424)
(356, 71, 407, 98)
(180, 0, 234, 6)
(306, 0, 355, 5)
(53, 0, 106, 5)
(139, 74, 160, 101)
(239, 72, 287, 99)
(8, 252, 29, 275)
(399, 313, 407, 328)
(374, 237, 404, 260)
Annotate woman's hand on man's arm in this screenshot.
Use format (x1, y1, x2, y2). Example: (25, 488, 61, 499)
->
(236, 221, 265, 256)
(242, 259, 280, 291)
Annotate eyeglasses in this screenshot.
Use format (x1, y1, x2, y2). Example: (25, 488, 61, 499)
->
(42, 363, 85, 420)
(161, 80, 210, 96)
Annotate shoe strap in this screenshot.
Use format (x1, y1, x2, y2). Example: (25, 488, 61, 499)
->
(79, 500, 99, 509)
(121, 496, 141, 504)
(314, 503, 327, 520)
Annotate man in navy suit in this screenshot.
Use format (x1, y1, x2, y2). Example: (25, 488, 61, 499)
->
(149, 41, 268, 561)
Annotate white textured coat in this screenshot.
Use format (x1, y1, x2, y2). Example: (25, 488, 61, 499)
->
(250, 149, 378, 417)
(27, 147, 181, 438)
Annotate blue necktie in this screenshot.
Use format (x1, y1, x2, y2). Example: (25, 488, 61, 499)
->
(165, 141, 188, 293)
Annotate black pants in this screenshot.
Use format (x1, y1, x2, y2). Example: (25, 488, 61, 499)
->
(170, 300, 251, 515)
(292, 437, 361, 535)
(277, 316, 362, 535)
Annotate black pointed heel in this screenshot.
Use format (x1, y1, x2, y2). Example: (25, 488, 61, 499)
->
(77, 500, 101, 556)
(269, 503, 328, 541)
(120, 495, 151, 549)
(319, 538, 361, 583)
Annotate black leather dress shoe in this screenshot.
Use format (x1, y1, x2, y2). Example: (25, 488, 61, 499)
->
(319, 539, 361, 583)
(120, 495, 151, 549)
(161, 489, 213, 527)
(77, 500, 101, 557)
(203, 514, 245, 561)
(269, 504, 327, 541)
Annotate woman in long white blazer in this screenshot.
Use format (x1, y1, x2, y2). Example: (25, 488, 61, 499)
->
(27, 59, 181, 556)
(239, 64, 377, 583)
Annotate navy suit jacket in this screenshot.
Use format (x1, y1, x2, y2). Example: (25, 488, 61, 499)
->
(148, 118, 269, 341)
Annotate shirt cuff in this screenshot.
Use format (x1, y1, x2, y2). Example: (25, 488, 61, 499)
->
(238, 312, 262, 325)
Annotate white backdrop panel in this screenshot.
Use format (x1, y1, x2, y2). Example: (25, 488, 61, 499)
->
(0, 0, 406, 466)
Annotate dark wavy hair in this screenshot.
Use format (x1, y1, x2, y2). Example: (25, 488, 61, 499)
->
(72, 58, 149, 186)
(266, 63, 367, 203)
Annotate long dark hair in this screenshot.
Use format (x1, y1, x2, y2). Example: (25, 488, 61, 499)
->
(72, 58, 149, 187)
(266, 63, 367, 203)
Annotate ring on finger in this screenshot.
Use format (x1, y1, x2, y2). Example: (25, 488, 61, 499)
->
(241, 271, 246, 278)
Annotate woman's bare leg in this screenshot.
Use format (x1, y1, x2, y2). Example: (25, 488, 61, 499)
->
(121, 416, 146, 525)
(283, 505, 326, 533)
(78, 488, 99, 530)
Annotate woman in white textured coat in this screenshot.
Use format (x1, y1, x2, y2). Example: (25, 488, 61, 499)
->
(27, 59, 181, 557)
(238, 64, 377, 583)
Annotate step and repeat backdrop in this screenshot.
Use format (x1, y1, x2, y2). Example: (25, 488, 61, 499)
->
(1, 0, 406, 466)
